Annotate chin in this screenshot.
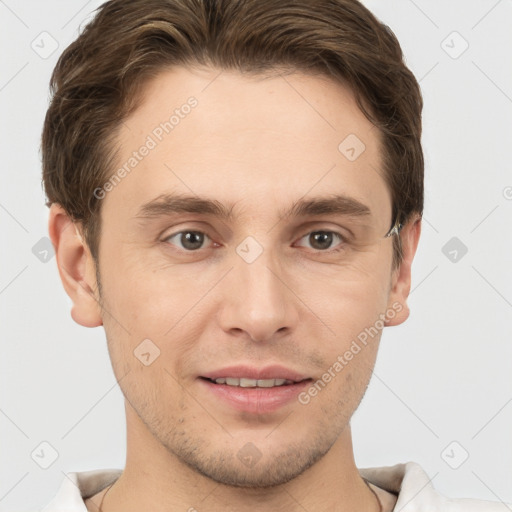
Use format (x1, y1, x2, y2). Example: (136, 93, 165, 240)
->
(172, 436, 333, 488)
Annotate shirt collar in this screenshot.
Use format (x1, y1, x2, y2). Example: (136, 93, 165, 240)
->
(42, 462, 441, 511)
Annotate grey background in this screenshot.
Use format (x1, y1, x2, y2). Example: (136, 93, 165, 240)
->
(1, 0, 511, 510)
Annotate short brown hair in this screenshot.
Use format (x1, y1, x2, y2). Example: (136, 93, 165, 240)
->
(42, 0, 423, 270)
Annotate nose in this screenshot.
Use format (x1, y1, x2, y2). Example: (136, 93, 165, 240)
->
(217, 246, 299, 343)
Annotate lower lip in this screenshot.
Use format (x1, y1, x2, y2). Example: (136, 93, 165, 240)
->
(198, 378, 311, 414)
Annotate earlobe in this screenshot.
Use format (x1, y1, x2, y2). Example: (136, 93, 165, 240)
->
(385, 215, 422, 327)
(48, 204, 103, 328)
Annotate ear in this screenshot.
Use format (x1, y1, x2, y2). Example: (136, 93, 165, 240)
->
(385, 215, 422, 326)
(48, 204, 103, 327)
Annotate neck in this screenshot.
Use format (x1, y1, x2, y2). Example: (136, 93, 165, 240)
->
(100, 401, 381, 512)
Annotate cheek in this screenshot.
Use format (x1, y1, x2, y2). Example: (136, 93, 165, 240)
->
(97, 255, 215, 383)
(98, 240, 218, 331)
(296, 259, 391, 379)
(299, 259, 392, 328)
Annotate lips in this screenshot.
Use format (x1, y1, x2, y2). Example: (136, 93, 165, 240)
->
(198, 365, 312, 414)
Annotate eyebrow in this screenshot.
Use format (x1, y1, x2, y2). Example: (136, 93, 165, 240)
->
(135, 193, 372, 222)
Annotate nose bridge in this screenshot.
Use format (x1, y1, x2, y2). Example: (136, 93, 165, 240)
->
(220, 238, 297, 341)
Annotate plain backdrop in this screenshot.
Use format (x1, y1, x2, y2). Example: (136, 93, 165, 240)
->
(1, 1, 511, 510)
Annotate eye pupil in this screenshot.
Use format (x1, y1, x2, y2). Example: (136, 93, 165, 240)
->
(310, 231, 333, 250)
(181, 231, 204, 250)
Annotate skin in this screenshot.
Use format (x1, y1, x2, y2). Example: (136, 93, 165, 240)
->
(49, 66, 421, 512)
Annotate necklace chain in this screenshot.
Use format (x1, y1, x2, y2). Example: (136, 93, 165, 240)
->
(363, 477, 384, 512)
(98, 482, 114, 512)
(97, 478, 382, 512)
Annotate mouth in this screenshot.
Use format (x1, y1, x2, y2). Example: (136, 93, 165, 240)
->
(198, 366, 313, 414)
(201, 377, 299, 387)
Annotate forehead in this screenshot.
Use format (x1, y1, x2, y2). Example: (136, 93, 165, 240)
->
(103, 66, 391, 230)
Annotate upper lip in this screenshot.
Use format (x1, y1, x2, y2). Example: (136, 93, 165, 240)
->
(201, 365, 311, 382)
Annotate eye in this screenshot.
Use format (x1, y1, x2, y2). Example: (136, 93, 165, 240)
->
(163, 230, 212, 251)
(295, 230, 346, 252)
(162, 228, 348, 254)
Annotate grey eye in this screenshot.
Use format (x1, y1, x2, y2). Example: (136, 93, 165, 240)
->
(296, 231, 344, 251)
(166, 231, 209, 251)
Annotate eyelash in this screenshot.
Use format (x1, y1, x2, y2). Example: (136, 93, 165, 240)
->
(162, 229, 349, 254)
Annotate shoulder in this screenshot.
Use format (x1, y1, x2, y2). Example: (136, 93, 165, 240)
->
(359, 461, 511, 512)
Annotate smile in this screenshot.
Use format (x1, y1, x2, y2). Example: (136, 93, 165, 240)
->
(207, 377, 295, 387)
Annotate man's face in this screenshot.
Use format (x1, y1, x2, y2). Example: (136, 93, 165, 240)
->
(94, 66, 401, 486)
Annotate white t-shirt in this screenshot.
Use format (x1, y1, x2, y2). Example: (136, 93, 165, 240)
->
(40, 461, 510, 511)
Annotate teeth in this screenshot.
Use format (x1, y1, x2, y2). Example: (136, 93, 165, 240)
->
(240, 378, 258, 387)
(213, 377, 293, 387)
